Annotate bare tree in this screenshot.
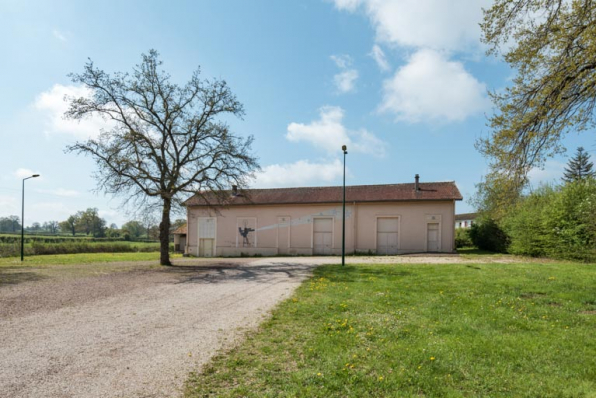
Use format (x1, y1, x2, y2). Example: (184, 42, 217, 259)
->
(65, 50, 259, 265)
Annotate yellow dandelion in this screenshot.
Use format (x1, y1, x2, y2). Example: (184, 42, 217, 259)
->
(378, 376, 384, 381)
(430, 356, 435, 361)
(317, 372, 322, 376)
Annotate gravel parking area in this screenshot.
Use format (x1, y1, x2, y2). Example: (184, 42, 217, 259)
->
(0, 258, 316, 398)
(0, 254, 501, 398)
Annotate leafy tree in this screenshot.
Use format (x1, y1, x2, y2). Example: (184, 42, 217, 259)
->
(77, 208, 106, 237)
(43, 221, 60, 234)
(65, 50, 259, 265)
(121, 220, 145, 239)
(60, 215, 79, 236)
(478, 0, 596, 188)
(563, 147, 596, 183)
(0, 216, 21, 233)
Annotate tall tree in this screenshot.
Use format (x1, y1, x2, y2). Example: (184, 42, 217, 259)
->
(60, 214, 79, 236)
(563, 146, 596, 182)
(65, 50, 259, 265)
(478, 0, 596, 188)
(43, 221, 60, 234)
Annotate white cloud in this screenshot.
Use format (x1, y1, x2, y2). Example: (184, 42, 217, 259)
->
(380, 49, 489, 122)
(14, 168, 41, 180)
(333, 0, 489, 53)
(52, 29, 67, 42)
(330, 55, 359, 93)
(528, 160, 565, 186)
(286, 106, 386, 157)
(370, 44, 390, 71)
(252, 159, 344, 188)
(0, 195, 18, 215)
(34, 84, 111, 140)
(36, 188, 80, 197)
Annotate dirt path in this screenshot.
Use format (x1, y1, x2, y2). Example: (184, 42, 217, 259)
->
(0, 254, 511, 398)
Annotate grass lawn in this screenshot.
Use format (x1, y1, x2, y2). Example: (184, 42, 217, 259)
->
(186, 261, 596, 397)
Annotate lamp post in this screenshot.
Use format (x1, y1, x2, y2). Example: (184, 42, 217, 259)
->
(342, 145, 347, 266)
(21, 174, 40, 261)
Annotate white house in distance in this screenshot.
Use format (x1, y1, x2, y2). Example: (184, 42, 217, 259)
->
(455, 213, 477, 229)
(181, 175, 463, 257)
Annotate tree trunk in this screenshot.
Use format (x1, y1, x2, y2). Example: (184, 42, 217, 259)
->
(159, 197, 172, 266)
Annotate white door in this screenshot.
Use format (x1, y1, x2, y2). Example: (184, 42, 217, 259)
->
(377, 217, 399, 255)
(198, 218, 216, 257)
(313, 218, 333, 255)
(427, 223, 440, 252)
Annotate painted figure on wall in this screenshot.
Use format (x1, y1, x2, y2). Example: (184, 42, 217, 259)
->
(238, 218, 256, 247)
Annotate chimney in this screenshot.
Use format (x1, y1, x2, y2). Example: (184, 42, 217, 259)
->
(415, 174, 420, 191)
(231, 185, 238, 196)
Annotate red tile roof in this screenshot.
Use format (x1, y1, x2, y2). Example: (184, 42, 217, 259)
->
(183, 182, 462, 207)
(172, 224, 187, 235)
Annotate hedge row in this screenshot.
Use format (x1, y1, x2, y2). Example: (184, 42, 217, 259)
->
(0, 241, 169, 258)
(0, 235, 158, 244)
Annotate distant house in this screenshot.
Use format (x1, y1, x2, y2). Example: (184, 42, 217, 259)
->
(172, 224, 187, 252)
(182, 175, 463, 257)
(455, 213, 477, 229)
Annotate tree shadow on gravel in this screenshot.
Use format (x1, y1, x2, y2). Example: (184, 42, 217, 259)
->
(164, 262, 316, 284)
(0, 271, 48, 287)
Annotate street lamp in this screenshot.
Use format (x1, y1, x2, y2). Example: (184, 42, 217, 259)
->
(21, 174, 40, 261)
(342, 145, 347, 266)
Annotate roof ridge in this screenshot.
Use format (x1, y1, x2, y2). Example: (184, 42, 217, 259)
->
(246, 181, 455, 191)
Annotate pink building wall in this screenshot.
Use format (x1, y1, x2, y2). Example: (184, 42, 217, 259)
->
(185, 200, 456, 256)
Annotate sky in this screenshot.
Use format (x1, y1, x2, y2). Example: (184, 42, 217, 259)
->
(1, 0, 594, 227)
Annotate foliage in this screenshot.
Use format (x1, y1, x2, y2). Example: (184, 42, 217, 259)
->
(0, 216, 21, 233)
(469, 216, 509, 253)
(65, 50, 259, 265)
(499, 185, 554, 257)
(454, 228, 473, 248)
(186, 262, 596, 397)
(478, 0, 596, 185)
(0, 240, 166, 258)
(498, 179, 596, 260)
(563, 146, 596, 183)
(121, 220, 145, 239)
(472, 172, 524, 221)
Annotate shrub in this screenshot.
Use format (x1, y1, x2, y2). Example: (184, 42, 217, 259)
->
(501, 186, 553, 257)
(454, 228, 473, 248)
(469, 216, 509, 253)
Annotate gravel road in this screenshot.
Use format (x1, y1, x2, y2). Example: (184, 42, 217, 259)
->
(0, 258, 317, 398)
(0, 254, 497, 398)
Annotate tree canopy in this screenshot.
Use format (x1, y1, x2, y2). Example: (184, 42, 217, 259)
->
(478, 0, 596, 187)
(563, 146, 596, 182)
(65, 50, 259, 265)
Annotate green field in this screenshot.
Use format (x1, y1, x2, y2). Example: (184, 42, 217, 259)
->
(185, 261, 596, 397)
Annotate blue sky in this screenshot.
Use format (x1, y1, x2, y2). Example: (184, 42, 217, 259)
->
(1, 0, 593, 227)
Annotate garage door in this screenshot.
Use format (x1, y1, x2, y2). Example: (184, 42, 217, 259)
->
(313, 218, 333, 255)
(377, 217, 399, 255)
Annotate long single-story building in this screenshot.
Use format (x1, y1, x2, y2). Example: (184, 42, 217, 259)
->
(182, 175, 462, 257)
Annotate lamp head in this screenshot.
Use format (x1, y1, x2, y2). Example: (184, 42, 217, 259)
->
(342, 144, 347, 153)
(32, 174, 40, 178)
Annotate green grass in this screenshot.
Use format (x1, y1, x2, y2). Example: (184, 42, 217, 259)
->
(185, 262, 596, 397)
(0, 251, 180, 267)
